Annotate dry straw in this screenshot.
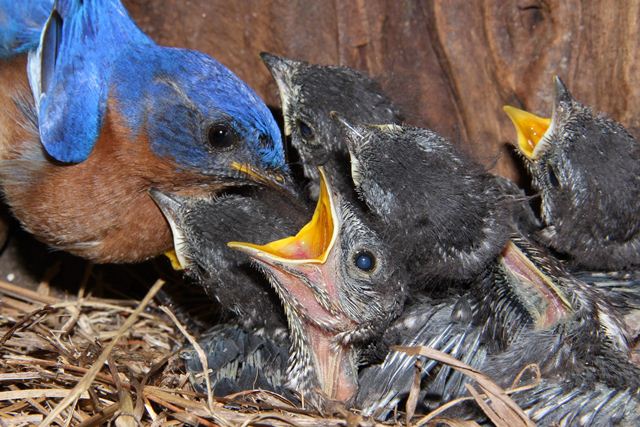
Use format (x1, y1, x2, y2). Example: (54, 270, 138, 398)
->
(0, 278, 537, 426)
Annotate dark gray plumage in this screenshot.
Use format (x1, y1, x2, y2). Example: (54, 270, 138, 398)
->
(150, 186, 312, 330)
(357, 235, 640, 423)
(335, 118, 639, 421)
(339, 120, 513, 285)
(261, 53, 401, 199)
(181, 323, 290, 398)
(505, 77, 640, 270)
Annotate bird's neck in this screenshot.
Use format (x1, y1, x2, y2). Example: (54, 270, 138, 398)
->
(287, 316, 359, 409)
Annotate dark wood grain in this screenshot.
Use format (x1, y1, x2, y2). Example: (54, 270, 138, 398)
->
(123, 0, 639, 181)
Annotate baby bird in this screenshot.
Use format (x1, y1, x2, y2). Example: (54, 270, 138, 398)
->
(0, 0, 286, 263)
(338, 119, 512, 286)
(229, 169, 405, 409)
(260, 53, 401, 199)
(357, 236, 640, 422)
(504, 77, 640, 270)
(150, 184, 311, 331)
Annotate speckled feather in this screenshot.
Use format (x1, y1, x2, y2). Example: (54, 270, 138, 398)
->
(357, 236, 640, 421)
(181, 323, 291, 398)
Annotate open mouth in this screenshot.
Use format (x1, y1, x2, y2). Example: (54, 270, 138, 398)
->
(228, 168, 358, 405)
(148, 189, 190, 270)
(228, 166, 337, 263)
(500, 241, 573, 329)
(503, 105, 552, 160)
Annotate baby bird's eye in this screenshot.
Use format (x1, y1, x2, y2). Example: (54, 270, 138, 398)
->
(297, 120, 314, 141)
(207, 124, 237, 149)
(354, 250, 376, 272)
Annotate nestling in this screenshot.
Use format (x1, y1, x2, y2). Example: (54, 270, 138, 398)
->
(261, 53, 401, 199)
(150, 184, 311, 331)
(229, 168, 406, 409)
(504, 76, 640, 270)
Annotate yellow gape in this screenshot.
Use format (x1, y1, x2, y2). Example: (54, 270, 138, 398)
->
(503, 105, 551, 159)
(228, 168, 337, 264)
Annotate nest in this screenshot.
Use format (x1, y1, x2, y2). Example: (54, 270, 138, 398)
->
(0, 274, 540, 426)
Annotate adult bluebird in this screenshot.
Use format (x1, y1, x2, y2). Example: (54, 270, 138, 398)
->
(0, 0, 286, 263)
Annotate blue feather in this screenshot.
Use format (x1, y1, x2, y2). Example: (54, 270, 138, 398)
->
(0, 0, 53, 58)
(112, 47, 284, 170)
(26, 0, 284, 169)
(33, 0, 152, 162)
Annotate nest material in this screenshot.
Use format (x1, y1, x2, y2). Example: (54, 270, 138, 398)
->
(0, 277, 538, 426)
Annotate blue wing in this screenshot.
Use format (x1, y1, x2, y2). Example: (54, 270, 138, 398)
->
(0, 0, 53, 58)
(28, 0, 151, 163)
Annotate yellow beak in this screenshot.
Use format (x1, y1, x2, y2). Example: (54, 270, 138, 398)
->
(230, 161, 287, 189)
(228, 167, 336, 264)
(503, 106, 551, 160)
(164, 249, 184, 270)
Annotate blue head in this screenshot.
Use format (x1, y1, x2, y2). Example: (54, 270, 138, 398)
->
(30, 0, 286, 184)
(112, 46, 285, 180)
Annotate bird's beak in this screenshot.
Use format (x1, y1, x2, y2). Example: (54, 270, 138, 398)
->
(229, 161, 293, 193)
(331, 112, 368, 188)
(260, 52, 297, 136)
(229, 166, 337, 264)
(229, 168, 358, 404)
(148, 188, 189, 270)
(499, 241, 573, 329)
(503, 105, 551, 160)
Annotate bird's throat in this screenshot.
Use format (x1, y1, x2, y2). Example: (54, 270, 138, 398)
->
(304, 323, 358, 403)
(499, 240, 572, 329)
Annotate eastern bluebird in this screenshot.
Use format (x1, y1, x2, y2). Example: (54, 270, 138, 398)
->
(149, 183, 311, 331)
(0, 0, 286, 263)
(504, 77, 640, 271)
(229, 168, 406, 410)
(260, 53, 401, 200)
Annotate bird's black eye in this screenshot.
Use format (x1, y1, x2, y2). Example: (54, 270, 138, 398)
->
(298, 120, 314, 140)
(547, 165, 560, 187)
(354, 250, 376, 272)
(207, 124, 237, 149)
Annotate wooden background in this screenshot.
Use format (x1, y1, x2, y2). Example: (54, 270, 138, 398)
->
(124, 0, 640, 182)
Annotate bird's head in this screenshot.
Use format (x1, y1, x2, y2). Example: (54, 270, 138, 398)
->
(337, 117, 510, 282)
(147, 188, 199, 272)
(110, 47, 290, 192)
(228, 168, 405, 409)
(504, 77, 640, 267)
(260, 52, 400, 183)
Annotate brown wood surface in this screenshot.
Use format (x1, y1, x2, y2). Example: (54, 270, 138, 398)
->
(124, 0, 640, 182)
